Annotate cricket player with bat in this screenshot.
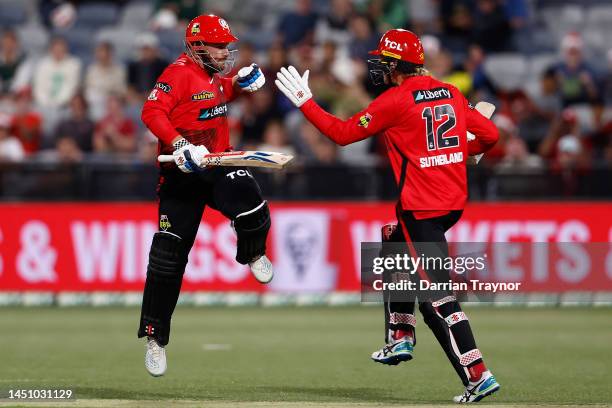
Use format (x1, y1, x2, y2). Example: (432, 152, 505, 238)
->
(138, 14, 274, 377)
(275, 29, 500, 403)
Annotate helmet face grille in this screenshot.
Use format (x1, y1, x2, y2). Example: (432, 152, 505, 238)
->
(367, 58, 393, 85)
(185, 41, 237, 74)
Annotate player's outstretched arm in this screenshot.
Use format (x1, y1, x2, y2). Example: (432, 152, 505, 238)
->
(275, 65, 395, 146)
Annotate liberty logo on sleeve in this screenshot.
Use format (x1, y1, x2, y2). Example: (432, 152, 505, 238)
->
(413, 87, 452, 104)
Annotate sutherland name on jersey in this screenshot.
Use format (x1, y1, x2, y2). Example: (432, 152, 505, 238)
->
(372, 279, 522, 292)
(420, 152, 463, 168)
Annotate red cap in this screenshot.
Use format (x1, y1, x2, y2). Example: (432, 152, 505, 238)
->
(185, 14, 238, 44)
(369, 29, 424, 65)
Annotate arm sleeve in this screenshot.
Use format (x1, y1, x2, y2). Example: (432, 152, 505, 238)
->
(465, 99, 499, 155)
(299, 91, 397, 146)
(140, 68, 183, 146)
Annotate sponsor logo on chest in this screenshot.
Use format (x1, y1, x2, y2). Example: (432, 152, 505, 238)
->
(412, 87, 452, 104)
(198, 103, 227, 121)
(191, 90, 215, 101)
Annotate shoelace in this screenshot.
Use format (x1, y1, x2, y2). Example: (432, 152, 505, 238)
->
(148, 339, 163, 361)
(460, 376, 486, 402)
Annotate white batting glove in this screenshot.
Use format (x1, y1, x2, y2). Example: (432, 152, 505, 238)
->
(237, 63, 265, 92)
(275, 65, 312, 108)
(172, 138, 209, 173)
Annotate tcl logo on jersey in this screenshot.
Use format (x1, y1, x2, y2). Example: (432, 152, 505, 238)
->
(191, 91, 215, 101)
(384, 38, 404, 51)
(413, 87, 452, 104)
(198, 104, 227, 121)
(155, 82, 172, 93)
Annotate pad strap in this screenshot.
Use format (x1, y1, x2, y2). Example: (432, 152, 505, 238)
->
(459, 348, 482, 366)
(445, 311, 467, 327)
(389, 312, 416, 327)
(432, 295, 456, 307)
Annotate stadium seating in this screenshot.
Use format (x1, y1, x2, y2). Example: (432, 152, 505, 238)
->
(74, 2, 120, 29)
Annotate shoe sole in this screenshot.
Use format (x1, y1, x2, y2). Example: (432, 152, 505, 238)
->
(472, 384, 500, 402)
(372, 352, 413, 366)
(253, 273, 273, 284)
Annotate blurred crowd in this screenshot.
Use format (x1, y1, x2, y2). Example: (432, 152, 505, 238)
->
(0, 0, 611, 178)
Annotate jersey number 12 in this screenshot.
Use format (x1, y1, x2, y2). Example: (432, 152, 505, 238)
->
(421, 104, 459, 151)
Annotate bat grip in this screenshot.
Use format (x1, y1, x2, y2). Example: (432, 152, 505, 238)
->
(157, 155, 174, 163)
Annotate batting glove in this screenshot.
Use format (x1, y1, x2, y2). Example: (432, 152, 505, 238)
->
(172, 138, 209, 173)
(237, 63, 265, 92)
(275, 65, 312, 108)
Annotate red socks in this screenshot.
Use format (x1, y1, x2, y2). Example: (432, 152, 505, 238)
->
(468, 361, 487, 382)
(392, 329, 414, 341)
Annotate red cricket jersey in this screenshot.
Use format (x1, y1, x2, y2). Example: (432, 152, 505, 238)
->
(301, 75, 499, 212)
(141, 53, 238, 154)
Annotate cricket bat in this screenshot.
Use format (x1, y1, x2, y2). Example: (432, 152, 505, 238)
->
(467, 101, 496, 165)
(158, 150, 294, 169)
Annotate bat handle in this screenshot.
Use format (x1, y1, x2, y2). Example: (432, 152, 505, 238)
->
(157, 155, 174, 163)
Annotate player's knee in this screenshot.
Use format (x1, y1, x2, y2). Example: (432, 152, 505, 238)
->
(233, 201, 270, 264)
(147, 232, 189, 281)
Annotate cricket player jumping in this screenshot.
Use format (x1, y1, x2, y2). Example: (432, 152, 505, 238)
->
(138, 14, 272, 377)
(275, 29, 500, 403)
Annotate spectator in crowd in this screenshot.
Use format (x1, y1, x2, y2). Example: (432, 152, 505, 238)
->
(239, 87, 283, 148)
(127, 33, 167, 97)
(365, 0, 409, 33)
(54, 94, 94, 153)
(153, 0, 200, 26)
(472, 0, 513, 53)
(276, 0, 318, 47)
(315, 0, 354, 47)
(464, 44, 496, 100)
(0, 112, 25, 162)
(85, 42, 127, 120)
(257, 120, 296, 157)
(438, 0, 473, 53)
(495, 114, 543, 170)
(293, 120, 337, 164)
(0, 29, 32, 94)
(32, 36, 81, 110)
(496, 135, 543, 170)
(512, 67, 562, 152)
(428, 48, 472, 95)
(55, 134, 84, 163)
(348, 14, 380, 62)
(539, 108, 590, 171)
(10, 89, 42, 155)
(550, 33, 599, 107)
(139, 130, 159, 163)
(93, 94, 137, 154)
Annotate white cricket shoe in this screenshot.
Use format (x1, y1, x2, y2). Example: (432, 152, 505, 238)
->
(249, 255, 273, 284)
(145, 337, 166, 377)
(453, 371, 500, 403)
(371, 337, 414, 365)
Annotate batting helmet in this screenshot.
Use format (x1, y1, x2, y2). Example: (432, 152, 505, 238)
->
(185, 14, 238, 45)
(369, 29, 424, 65)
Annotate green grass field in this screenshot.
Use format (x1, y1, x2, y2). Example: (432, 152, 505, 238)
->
(1, 306, 611, 407)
